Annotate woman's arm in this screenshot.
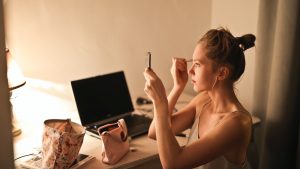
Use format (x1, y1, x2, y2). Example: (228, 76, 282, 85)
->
(148, 58, 191, 139)
(148, 92, 209, 139)
(148, 98, 194, 140)
(168, 58, 188, 114)
(144, 69, 252, 169)
(155, 106, 251, 169)
(171, 113, 252, 168)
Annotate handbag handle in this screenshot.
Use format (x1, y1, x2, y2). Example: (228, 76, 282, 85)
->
(118, 119, 128, 142)
(98, 119, 128, 142)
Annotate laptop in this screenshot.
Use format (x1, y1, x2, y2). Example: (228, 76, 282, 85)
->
(71, 71, 152, 138)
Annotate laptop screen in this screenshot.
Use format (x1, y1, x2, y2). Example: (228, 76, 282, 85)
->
(71, 71, 134, 126)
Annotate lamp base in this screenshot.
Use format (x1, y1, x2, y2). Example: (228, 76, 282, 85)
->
(12, 122, 22, 137)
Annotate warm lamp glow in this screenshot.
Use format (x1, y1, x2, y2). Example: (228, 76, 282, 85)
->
(6, 48, 26, 137)
(6, 48, 26, 90)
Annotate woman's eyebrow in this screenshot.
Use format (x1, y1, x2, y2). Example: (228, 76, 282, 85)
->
(186, 59, 202, 63)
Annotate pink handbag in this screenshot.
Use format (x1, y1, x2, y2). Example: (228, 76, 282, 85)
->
(42, 119, 85, 169)
(97, 119, 129, 165)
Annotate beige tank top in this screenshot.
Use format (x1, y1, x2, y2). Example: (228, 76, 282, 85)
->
(186, 102, 251, 169)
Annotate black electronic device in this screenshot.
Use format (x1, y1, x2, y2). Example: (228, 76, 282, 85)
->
(147, 52, 151, 69)
(136, 97, 152, 105)
(71, 71, 152, 138)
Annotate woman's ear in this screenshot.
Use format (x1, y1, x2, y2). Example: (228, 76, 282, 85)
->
(217, 66, 230, 80)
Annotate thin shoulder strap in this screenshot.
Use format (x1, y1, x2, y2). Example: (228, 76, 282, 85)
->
(187, 99, 211, 143)
(195, 99, 211, 119)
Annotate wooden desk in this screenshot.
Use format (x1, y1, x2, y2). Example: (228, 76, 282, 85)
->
(13, 80, 260, 168)
(78, 134, 187, 169)
(14, 118, 187, 169)
(14, 125, 187, 169)
(13, 80, 188, 169)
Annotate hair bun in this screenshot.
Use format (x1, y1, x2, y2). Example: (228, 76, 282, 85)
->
(236, 34, 256, 51)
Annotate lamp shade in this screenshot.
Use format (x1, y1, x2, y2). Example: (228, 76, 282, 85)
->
(6, 48, 26, 90)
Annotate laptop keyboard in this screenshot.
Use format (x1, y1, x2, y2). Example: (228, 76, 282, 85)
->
(124, 114, 152, 137)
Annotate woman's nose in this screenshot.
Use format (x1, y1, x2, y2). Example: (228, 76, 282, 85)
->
(188, 66, 194, 75)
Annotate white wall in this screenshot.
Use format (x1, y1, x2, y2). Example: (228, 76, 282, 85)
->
(211, 0, 259, 112)
(4, 0, 259, 112)
(4, 0, 211, 98)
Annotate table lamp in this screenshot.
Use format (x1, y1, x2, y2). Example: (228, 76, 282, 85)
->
(6, 48, 26, 136)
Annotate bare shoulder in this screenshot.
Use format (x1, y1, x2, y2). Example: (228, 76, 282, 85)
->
(221, 110, 252, 136)
(231, 110, 252, 125)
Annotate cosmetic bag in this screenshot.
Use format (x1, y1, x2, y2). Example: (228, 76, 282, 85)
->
(42, 119, 85, 169)
(97, 118, 129, 165)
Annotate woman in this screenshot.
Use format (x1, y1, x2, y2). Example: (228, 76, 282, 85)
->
(143, 28, 255, 169)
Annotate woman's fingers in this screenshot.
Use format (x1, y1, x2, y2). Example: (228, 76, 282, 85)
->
(144, 68, 157, 84)
(144, 68, 160, 89)
(144, 82, 151, 93)
(144, 68, 163, 100)
(172, 57, 187, 71)
(144, 68, 164, 87)
(177, 62, 187, 71)
(172, 57, 186, 62)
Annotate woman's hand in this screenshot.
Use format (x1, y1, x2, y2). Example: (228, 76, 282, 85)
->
(170, 58, 188, 90)
(143, 68, 168, 105)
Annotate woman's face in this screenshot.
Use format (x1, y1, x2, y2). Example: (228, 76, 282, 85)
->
(188, 43, 218, 92)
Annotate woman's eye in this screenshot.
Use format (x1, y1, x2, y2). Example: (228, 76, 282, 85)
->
(194, 63, 201, 67)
